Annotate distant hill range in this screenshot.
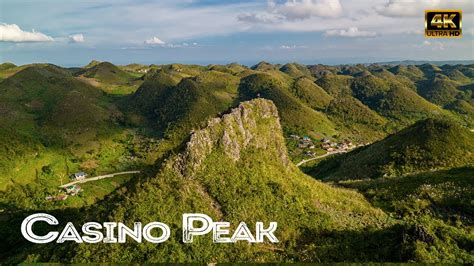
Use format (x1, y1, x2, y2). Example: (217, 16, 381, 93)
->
(373, 60, 474, 66)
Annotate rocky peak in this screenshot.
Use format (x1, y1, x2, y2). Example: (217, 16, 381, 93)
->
(171, 98, 289, 178)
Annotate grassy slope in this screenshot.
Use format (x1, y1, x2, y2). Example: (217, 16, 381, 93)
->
(338, 167, 474, 262)
(290, 77, 333, 110)
(77, 62, 135, 84)
(154, 70, 240, 139)
(50, 99, 393, 263)
(0, 64, 161, 198)
(310, 118, 474, 180)
(239, 73, 336, 138)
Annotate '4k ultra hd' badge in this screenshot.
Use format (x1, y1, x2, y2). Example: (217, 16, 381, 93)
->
(425, 10, 462, 38)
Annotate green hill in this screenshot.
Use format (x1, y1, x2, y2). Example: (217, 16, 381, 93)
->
(77, 61, 135, 84)
(129, 70, 183, 118)
(239, 73, 336, 137)
(307, 64, 338, 78)
(0, 62, 17, 71)
(1, 62, 474, 263)
(315, 74, 353, 97)
(418, 63, 442, 78)
(279, 63, 313, 79)
(251, 61, 278, 71)
(442, 68, 472, 84)
(290, 77, 332, 110)
(311, 118, 474, 180)
(84, 60, 102, 68)
(324, 95, 388, 141)
(151, 70, 240, 139)
(417, 78, 463, 106)
(349, 74, 443, 124)
(338, 166, 474, 262)
(388, 65, 425, 81)
(0, 65, 107, 130)
(40, 99, 399, 263)
(340, 167, 474, 221)
(0, 64, 118, 186)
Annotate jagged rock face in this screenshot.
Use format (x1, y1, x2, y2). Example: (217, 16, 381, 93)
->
(172, 98, 289, 178)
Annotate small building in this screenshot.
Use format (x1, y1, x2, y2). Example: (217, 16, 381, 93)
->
(71, 172, 87, 180)
(289, 134, 300, 140)
(64, 185, 82, 196)
(46, 194, 68, 201)
(56, 194, 68, 201)
(321, 138, 331, 144)
(298, 143, 309, 149)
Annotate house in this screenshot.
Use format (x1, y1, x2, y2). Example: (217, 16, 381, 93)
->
(298, 143, 309, 149)
(71, 172, 87, 180)
(45, 194, 68, 201)
(64, 185, 82, 196)
(321, 138, 331, 144)
(289, 134, 300, 140)
(302, 136, 311, 142)
(56, 194, 68, 201)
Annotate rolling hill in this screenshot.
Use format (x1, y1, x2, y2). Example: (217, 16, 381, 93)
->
(290, 77, 333, 110)
(239, 73, 337, 137)
(311, 118, 474, 180)
(1, 61, 473, 264)
(77, 61, 136, 84)
(148, 70, 240, 139)
(48, 99, 398, 263)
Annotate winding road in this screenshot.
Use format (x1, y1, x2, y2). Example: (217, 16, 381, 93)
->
(296, 151, 344, 167)
(59, 171, 141, 188)
(296, 145, 365, 167)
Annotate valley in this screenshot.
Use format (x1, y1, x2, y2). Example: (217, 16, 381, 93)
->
(0, 60, 472, 263)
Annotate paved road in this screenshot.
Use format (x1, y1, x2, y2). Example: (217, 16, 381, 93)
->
(59, 171, 141, 188)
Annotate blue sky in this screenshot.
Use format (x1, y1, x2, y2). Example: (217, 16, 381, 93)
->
(0, 0, 473, 66)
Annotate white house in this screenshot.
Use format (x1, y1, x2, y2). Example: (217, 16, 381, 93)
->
(72, 172, 87, 180)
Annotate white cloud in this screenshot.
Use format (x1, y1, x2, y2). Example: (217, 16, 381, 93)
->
(325, 27, 376, 37)
(237, 12, 280, 24)
(238, 0, 342, 24)
(144, 36, 165, 45)
(0, 23, 54, 42)
(421, 40, 445, 51)
(280, 44, 308, 49)
(143, 37, 198, 48)
(270, 0, 343, 20)
(375, 0, 473, 17)
(164, 42, 198, 48)
(69, 33, 84, 43)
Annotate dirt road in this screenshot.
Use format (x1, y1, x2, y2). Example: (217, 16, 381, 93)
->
(59, 171, 140, 188)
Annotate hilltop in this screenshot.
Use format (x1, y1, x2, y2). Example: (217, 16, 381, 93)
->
(239, 73, 336, 137)
(311, 118, 474, 180)
(76, 61, 136, 84)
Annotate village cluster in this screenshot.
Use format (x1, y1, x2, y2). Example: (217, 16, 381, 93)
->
(45, 172, 87, 202)
(290, 135, 356, 157)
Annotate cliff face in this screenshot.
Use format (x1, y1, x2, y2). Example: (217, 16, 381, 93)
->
(172, 98, 289, 178)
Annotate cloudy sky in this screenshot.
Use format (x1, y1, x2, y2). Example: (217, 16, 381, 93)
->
(0, 0, 473, 66)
